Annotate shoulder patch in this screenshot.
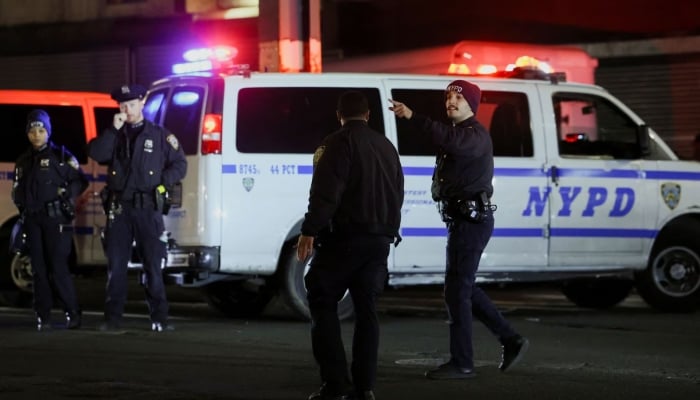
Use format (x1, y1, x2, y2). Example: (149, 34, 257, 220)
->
(166, 134, 180, 150)
(313, 145, 326, 167)
(67, 156, 80, 170)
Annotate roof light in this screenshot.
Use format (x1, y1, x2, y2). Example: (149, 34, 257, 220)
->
(173, 60, 213, 75)
(447, 63, 470, 75)
(172, 45, 242, 75)
(514, 55, 554, 73)
(183, 46, 238, 63)
(476, 64, 498, 75)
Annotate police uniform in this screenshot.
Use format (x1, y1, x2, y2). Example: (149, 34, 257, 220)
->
(88, 84, 187, 331)
(301, 92, 404, 399)
(12, 109, 88, 331)
(408, 80, 528, 378)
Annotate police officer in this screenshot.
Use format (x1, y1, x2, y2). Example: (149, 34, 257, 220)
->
(389, 80, 529, 379)
(297, 91, 404, 400)
(88, 84, 187, 332)
(12, 109, 88, 331)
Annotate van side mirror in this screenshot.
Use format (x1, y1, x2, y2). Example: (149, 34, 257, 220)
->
(637, 125, 651, 157)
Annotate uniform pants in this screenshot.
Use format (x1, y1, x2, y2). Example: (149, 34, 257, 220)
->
(445, 214, 517, 369)
(305, 234, 390, 394)
(25, 214, 78, 320)
(104, 206, 169, 323)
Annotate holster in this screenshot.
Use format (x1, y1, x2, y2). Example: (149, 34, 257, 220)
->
(154, 187, 171, 215)
(439, 192, 496, 223)
(45, 198, 75, 220)
(99, 187, 111, 214)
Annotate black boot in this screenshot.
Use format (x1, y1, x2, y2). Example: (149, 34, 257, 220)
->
(499, 335, 529, 372)
(36, 315, 52, 332)
(66, 311, 82, 329)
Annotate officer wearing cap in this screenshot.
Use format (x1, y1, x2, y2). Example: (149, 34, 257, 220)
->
(88, 84, 187, 332)
(12, 109, 88, 331)
(389, 80, 528, 379)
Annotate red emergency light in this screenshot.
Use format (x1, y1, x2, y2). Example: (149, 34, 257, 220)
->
(446, 41, 598, 84)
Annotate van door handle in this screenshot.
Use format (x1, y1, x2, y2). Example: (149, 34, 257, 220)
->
(550, 165, 559, 186)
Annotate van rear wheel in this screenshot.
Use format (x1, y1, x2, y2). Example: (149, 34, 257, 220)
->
(561, 278, 633, 309)
(279, 241, 354, 321)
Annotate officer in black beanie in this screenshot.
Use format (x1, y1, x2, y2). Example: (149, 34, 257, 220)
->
(12, 109, 88, 331)
(389, 80, 529, 379)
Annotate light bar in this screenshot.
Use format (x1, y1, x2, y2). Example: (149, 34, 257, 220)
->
(172, 60, 214, 75)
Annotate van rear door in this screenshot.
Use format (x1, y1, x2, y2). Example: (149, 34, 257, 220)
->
(144, 80, 222, 263)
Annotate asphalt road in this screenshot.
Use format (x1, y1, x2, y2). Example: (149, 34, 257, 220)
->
(0, 276, 698, 400)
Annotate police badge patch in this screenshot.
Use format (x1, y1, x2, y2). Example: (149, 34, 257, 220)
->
(242, 177, 254, 192)
(166, 134, 180, 150)
(660, 182, 681, 210)
(313, 145, 326, 168)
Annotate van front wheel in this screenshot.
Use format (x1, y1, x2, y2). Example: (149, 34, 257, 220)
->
(635, 221, 700, 312)
(279, 241, 354, 321)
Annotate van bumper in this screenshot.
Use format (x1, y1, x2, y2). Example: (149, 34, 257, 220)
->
(165, 246, 220, 271)
(128, 246, 222, 287)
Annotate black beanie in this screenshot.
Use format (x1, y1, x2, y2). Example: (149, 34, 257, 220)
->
(446, 80, 481, 114)
(26, 109, 52, 136)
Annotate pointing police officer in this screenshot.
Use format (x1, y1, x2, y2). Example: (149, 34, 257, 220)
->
(389, 80, 529, 379)
(12, 109, 88, 331)
(88, 84, 187, 332)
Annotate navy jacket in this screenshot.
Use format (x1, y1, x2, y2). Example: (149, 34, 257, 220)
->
(410, 114, 493, 201)
(12, 142, 89, 214)
(301, 120, 404, 239)
(88, 120, 187, 199)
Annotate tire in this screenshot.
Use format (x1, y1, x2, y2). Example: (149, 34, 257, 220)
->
(279, 241, 354, 321)
(0, 227, 32, 307)
(561, 278, 633, 309)
(635, 220, 700, 312)
(203, 280, 274, 318)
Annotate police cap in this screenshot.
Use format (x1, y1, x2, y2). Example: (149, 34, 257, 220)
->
(110, 84, 148, 103)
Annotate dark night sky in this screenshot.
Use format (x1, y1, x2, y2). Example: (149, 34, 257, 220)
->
(329, 0, 700, 56)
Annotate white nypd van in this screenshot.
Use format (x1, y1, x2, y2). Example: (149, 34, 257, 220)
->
(134, 47, 700, 319)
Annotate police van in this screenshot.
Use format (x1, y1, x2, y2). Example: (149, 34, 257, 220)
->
(141, 47, 699, 318)
(0, 90, 117, 305)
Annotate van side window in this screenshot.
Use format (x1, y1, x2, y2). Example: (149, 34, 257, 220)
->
(554, 93, 640, 159)
(236, 87, 384, 153)
(1, 104, 88, 163)
(392, 89, 533, 157)
(162, 87, 203, 155)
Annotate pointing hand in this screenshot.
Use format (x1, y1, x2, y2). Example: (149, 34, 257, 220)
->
(388, 99, 413, 120)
